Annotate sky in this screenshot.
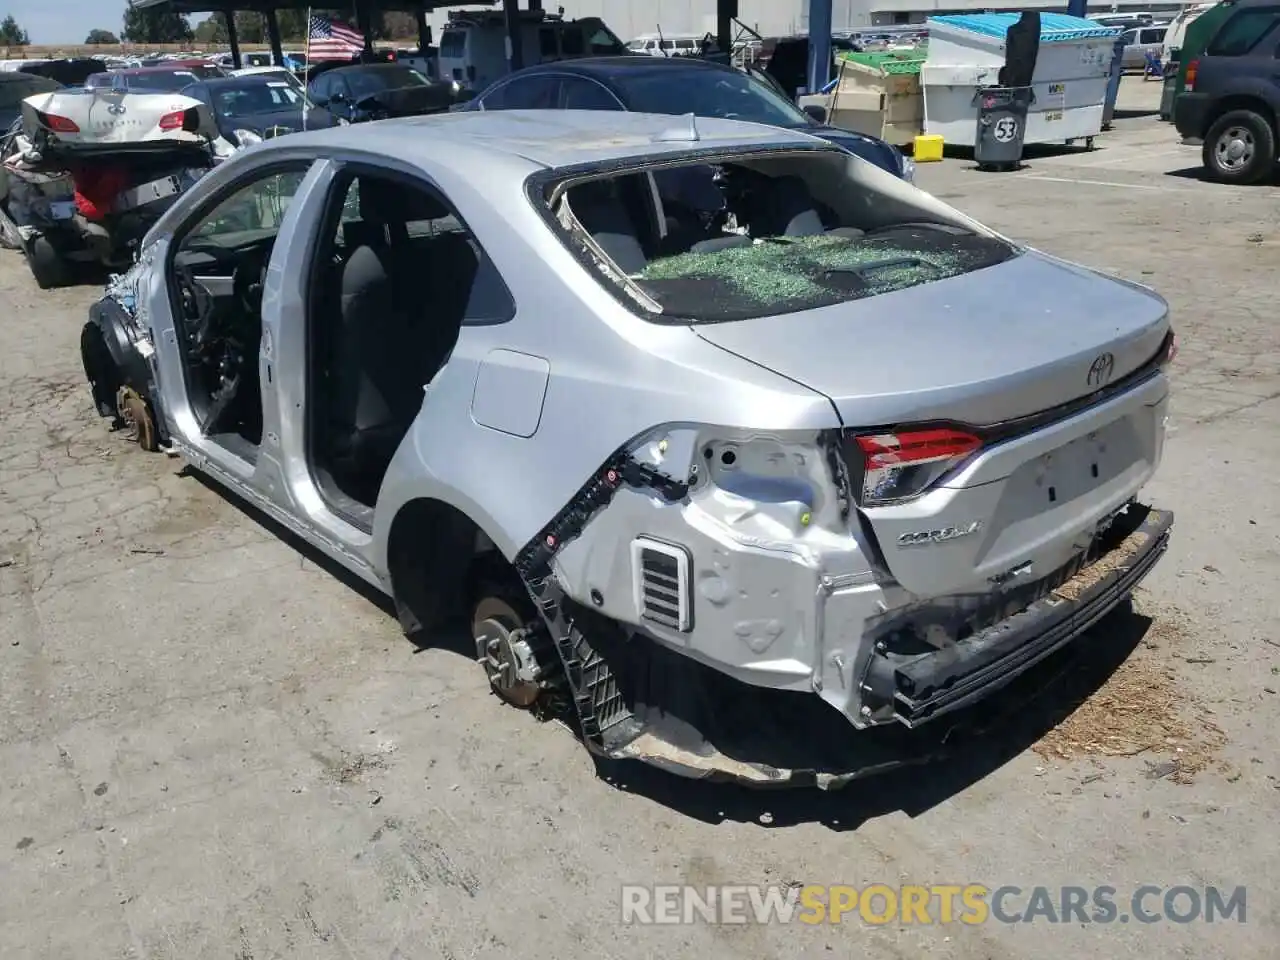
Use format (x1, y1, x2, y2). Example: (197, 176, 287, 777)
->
(4, 1, 209, 45)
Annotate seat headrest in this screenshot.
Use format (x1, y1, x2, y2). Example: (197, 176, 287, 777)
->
(357, 177, 450, 225)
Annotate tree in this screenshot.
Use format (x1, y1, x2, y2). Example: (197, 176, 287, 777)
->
(233, 11, 265, 44)
(380, 12, 418, 40)
(0, 14, 29, 46)
(193, 16, 225, 45)
(277, 10, 308, 41)
(121, 1, 193, 44)
(85, 28, 120, 44)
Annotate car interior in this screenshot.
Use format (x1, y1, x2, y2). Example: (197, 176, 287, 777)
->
(557, 152, 1014, 322)
(564, 157, 877, 276)
(170, 168, 311, 462)
(306, 173, 497, 524)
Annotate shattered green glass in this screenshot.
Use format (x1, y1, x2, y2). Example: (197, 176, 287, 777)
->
(636, 232, 999, 318)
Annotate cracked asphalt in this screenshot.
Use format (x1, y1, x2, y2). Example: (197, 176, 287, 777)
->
(1, 79, 1278, 958)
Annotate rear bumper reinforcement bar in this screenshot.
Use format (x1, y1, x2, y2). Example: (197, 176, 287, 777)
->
(880, 505, 1173, 728)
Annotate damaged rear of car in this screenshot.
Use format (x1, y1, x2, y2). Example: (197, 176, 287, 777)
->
(1, 85, 219, 288)
(77, 111, 1173, 789)
(508, 134, 1175, 784)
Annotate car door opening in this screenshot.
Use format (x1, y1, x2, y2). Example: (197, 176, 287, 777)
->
(305, 172, 484, 520)
(169, 165, 310, 461)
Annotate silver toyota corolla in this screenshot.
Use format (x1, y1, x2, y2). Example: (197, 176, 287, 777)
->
(81, 110, 1176, 787)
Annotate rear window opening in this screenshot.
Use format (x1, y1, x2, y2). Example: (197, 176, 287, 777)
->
(546, 149, 1019, 323)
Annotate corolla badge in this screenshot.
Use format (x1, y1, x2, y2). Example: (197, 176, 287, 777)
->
(1087, 352, 1115, 387)
(897, 521, 982, 547)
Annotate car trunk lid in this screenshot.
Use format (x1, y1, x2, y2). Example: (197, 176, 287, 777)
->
(694, 250, 1173, 599)
(692, 250, 1169, 428)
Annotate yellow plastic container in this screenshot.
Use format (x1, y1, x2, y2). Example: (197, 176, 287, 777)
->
(913, 134, 944, 163)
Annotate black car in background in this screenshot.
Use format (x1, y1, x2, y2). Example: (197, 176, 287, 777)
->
(306, 63, 462, 122)
(456, 56, 913, 181)
(1173, 0, 1280, 184)
(14, 58, 107, 87)
(0, 72, 60, 132)
(181, 75, 336, 147)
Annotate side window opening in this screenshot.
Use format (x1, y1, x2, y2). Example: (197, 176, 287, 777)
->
(1207, 9, 1280, 56)
(560, 27, 586, 56)
(561, 77, 619, 110)
(306, 171, 513, 519)
(540, 27, 558, 58)
(439, 29, 466, 59)
(551, 152, 1016, 322)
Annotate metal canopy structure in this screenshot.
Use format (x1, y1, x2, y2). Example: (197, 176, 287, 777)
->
(133, 0, 828, 95)
(132, 0, 497, 67)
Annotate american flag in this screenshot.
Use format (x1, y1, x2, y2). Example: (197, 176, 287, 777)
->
(307, 14, 365, 61)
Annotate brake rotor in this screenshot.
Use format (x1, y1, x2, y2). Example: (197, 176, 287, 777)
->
(116, 386, 157, 452)
(472, 596, 544, 709)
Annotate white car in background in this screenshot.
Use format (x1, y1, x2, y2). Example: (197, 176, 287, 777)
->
(231, 66, 304, 91)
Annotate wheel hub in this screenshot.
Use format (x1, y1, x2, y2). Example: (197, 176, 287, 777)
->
(1217, 128, 1253, 168)
(474, 616, 544, 708)
(116, 386, 156, 451)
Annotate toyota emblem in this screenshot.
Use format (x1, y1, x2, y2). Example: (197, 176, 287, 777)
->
(107, 104, 127, 115)
(1087, 352, 1115, 387)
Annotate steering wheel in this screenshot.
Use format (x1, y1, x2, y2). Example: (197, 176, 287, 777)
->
(176, 264, 217, 353)
(232, 245, 271, 317)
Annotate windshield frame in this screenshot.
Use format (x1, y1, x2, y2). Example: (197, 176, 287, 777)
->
(611, 64, 816, 129)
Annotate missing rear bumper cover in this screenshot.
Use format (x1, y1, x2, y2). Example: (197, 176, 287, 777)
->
(865, 503, 1172, 727)
(590, 504, 1170, 789)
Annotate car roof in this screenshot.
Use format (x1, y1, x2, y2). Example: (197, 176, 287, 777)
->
(513, 55, 736, 81)
(327, 62, 415, 74)
(260, 108, 822, 174)
(116, 64, 209, 75)
(200, 74, 288, 88)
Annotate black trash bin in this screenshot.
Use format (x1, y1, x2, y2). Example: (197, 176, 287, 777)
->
(974, 86, 1033, 171)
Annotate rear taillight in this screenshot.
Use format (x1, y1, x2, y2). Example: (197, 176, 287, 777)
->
(40, 112, 79, 133)
(1161, 331, 1179, 367)
(853, 428, 982, 506)
(158, 109, 185, 131)
(1184, 58, 1198, 92)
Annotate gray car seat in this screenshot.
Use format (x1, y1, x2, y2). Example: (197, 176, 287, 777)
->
(329, 179, 458, 499)
(570, 179, 648, 275)
(747, 174, 827, 237)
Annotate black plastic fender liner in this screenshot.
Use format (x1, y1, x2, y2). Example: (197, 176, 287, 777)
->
(80, 319, 123, 419)
(82, 296, 170, 446)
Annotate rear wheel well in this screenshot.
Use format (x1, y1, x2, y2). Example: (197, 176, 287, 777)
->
(1206, 96, 1277, 141)
(386, 498, 506, 641)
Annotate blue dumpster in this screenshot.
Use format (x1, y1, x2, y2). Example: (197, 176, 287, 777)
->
(1101, 34, 1125, 130)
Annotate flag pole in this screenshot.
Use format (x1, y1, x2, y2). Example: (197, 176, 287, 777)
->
(302, 7, 311, 131)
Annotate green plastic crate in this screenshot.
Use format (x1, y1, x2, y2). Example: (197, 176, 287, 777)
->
(839, 47, 927, 75)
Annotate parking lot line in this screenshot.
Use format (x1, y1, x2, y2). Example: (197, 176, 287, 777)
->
(1021, 175, 1195, 192)
(1082, 148, 1190, 168)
